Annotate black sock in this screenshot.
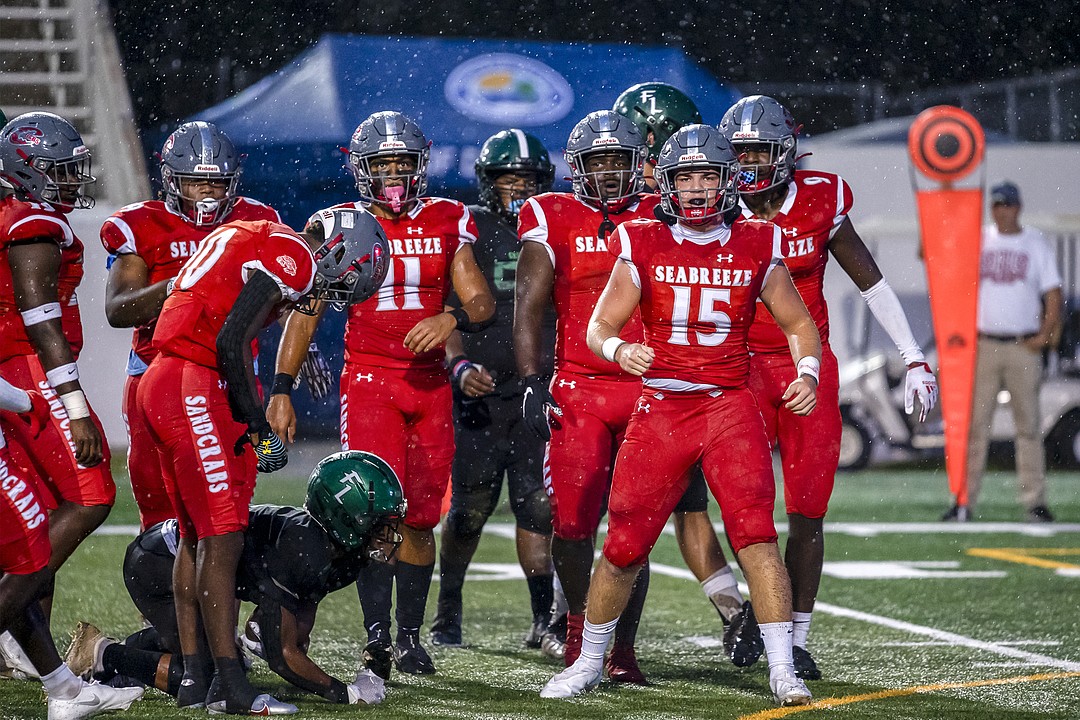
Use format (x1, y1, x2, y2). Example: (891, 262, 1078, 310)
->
(214, 656, 255, 712)
(165, 655, 184, 697)
(123, 627, 165, 652)
(357, 560, 396, 640)
(527, 573, 554, 623)
(395, 561, 435, 639)
(615, 561, 650, 648)
(177, 654, 209, 708)
(437, 551, 469, 620)
(102, 643, 160, 687)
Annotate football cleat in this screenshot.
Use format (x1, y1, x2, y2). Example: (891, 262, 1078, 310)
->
(563, 613, 585, 667)
(723, 602, 764, 667)
(0, 631, 39, 679)
(206, 693, 298, 716)
(47, 681, 143, 720)
(539, 661, 603, 699)
(770, 668, 813, 707)
(1027, 505, 1055, 523)
(64, 622, 116, 680)
(524, 618, 548, 649)
(941, 503, 970, 522)
(362, 637, 394, 681)
(541, 613, 567, 660)
(605, 645, 647, 685)
(429, 613, 464, 648)
(393, 634, 436, 675)
(792, 645, 822, 681)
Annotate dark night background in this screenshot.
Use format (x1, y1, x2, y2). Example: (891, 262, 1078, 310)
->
(106, 0, 1080, 137)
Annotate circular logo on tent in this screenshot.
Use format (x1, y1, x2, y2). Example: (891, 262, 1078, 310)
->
(444, 53, 574, 126)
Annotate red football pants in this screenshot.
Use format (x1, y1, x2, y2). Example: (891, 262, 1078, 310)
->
(123, 373, 172, 529)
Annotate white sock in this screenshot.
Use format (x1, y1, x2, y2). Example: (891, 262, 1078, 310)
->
(792, 611, 812, 649)
(701, 566, 743, 622)
(579, 616, 618, 668)
(41, 663, 82, 700)
(0, 379, 32, 414)
(551, 572, 568, 618)
(759, 621, 795, 673)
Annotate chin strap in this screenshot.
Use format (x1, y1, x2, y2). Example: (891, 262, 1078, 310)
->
(598, 206, 616, 241)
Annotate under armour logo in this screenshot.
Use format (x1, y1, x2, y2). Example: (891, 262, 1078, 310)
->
(638, 400, 651, 414)
(781, 226, 798, 237)
(716, 253, 733, 263)
(218, 380, 227, 391)
(406, 226, 423, 235)
(558, 379, 576, 389)
(355, 372, 374, 382)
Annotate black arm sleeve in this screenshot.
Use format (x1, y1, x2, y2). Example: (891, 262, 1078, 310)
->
(451, 306, 496, 333)
(216, 271, 283, 435)
(254, 601, 347, 703)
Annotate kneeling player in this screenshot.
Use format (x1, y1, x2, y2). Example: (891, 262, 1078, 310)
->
(66, 451, 405, 707)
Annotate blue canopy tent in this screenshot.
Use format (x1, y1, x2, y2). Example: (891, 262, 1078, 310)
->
(193, 34, 741, 437)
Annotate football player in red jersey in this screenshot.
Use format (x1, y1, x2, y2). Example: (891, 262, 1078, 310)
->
(514, 110, 657, 682)
(542, 125, 819, 707)
(615, 82, 753, 638)
(718, 96, 938, 679)
(138, 209, 387, 714)
(0, 114, 116, 629)
(0, 376, 145, 719)
(267, 111, 494, 678)
(101, 121, 281, 530)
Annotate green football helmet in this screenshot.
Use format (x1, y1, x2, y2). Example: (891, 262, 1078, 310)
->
(475, 128, 555, 224)
(0, 109, 6, 127)
(305, 450, 406, 554)
(613, 82, 703, 162)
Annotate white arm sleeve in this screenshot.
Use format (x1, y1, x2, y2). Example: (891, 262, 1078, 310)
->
(861, 278, 925, 364)
(0, 377, 32, 413)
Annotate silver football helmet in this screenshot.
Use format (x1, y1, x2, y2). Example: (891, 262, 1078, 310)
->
(564, 110, 647, 211)
(718, 95, 799, 194)
(159, 121, 242, 226)
(297, 207, 390, 314)
(655, 124, 739, 226)
(346, 111, 429, 213)
(0, 112, 95, 210)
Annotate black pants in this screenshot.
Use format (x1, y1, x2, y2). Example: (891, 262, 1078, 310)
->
(122, 529, 180, 655)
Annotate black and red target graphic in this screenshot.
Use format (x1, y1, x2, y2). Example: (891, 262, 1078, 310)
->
(907, 106, 985, 183)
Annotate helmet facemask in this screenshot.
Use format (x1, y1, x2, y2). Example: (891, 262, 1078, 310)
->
(349, 150, 429, 213)
(657, 162, 739, 227)
(567, 148, 647, 213)
(295, 209, 389, 315)
(163, 170, 241, 226)
(35, 149, 96, 210)
(367, 519, 403, 564)
(732, 137, 797, 194)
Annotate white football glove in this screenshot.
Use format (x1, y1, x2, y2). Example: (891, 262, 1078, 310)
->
(297, 342, 334, 401)
(905, 362, 938, 423)
(347, 668, 386, 705)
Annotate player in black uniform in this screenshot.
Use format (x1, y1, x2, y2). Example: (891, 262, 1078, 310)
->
(64, 451, 406, 709)
(429, 129, 557, 650)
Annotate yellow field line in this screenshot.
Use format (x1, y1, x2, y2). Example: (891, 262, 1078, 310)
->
(967, 547, 1080, 571)
(736, 671, 1080, 720)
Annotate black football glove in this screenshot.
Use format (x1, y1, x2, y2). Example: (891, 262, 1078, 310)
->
(297, 341, 334, 401)
(253, 429, 288, 473)
(521, 374, 561, 441)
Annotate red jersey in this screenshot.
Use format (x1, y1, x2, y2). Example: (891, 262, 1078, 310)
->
(745, 170, 853, 354)
(335, 198, 477, 372)
(153, 220, 315, 369)
(100, 198, 280, 370)
(0, 196, 85, 363)
(611, 217, 782, 389)
(518, 193, 659, 379)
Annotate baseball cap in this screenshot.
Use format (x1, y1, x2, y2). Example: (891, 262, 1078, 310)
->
(990, 181, 1021, 206)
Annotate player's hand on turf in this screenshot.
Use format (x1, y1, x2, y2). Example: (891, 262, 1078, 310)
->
(404, 313, 457, 354)
(783, 377, 817, 416)
(348, 668, 386, 705)
(459, 363, 495, 398)
(615, 342, 654, 377)
(297, 341, 334, 400)
(522, 374, 561, 441)
(251, 429, 288, 473)
(70, 416, 104, 467)
(18, 389, 51, 438)
(904, 361, 938, 423)
(267, 393, 298, 444)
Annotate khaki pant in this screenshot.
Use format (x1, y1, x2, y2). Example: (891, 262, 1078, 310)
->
(966, 337, 1047, 510)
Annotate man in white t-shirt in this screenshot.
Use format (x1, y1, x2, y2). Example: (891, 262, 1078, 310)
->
(944, 181, 1062, 523)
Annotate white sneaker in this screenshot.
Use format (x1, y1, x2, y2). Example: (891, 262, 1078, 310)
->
(47, 682, 143, 720)
(539, 661, 603, 699)
(0, 631, 39, 679)
(206, 693, 298, 715)
(770, 667, 812, 707)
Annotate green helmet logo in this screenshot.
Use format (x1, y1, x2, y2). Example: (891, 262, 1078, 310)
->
(613, 82, 703, 162)
(305, 450, 406, 551)
(474, 128, 555, 223)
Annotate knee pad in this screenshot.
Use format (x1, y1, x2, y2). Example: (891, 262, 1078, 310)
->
(446, 508, 488, 542)
(511, 488, 552, 536)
